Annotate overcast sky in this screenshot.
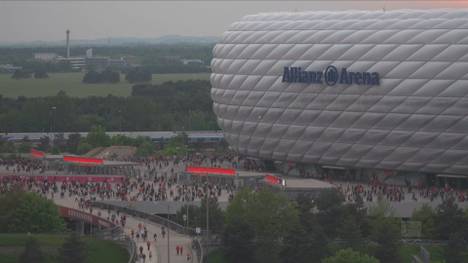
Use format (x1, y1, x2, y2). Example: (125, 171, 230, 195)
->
(1, 1, 467, 43)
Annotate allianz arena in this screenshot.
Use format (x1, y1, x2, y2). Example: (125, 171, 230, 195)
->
(211, 10, 468, 176)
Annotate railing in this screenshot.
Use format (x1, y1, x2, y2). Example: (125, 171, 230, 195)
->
(92, 201, 206, 263)
(192, 238, 203, 263)
(92, 201, 206, 236)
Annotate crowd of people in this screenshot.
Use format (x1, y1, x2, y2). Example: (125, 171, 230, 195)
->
(2, 150, 468, 263)
(0, 157, 45, 174)
(336, 177, 468, 204)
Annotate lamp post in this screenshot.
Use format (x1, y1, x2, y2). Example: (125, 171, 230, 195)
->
(205, 181, 209, 242)
(49, 106, 57, 147)
(184, 201, 189, 235)
(167, 203, 170, 263)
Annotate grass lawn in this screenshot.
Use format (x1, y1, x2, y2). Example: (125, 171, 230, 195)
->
(0, 72, 210, 98)
(0, 233, 128, 263)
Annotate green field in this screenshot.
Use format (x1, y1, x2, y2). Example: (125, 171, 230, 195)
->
(0, 233, 129, 263)
(0, 72, 210, 98)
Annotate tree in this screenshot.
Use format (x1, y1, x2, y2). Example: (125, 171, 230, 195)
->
(66, 133, 82, 153)
(86, 125, 110, 148)
(0, 140, 16, 153)
(200, 197, 225, 234)
(136, 140, 155, 157)
(369, 217, 401, 263)
(77, 140, 93, 155)
(445, 232, 468, 263)
(0, 80, 218, 132)
(223, 219, 255, 263)
(434, 198, 467, 240)
(82, 70, 100, 83)
(412, 204, 436, 238)
(314, 189, 346, 239)
(0, 191, 65, 233)
(17, 136, 32, 153)
(58, 233, 87, 263)
(337, 214, 363, 251)
(162, 133, 189, 156)
(281, 194, 329, 263)
(323, 248, 380, 263)
(12, 69, 31, 79)
(53, 133, 67, 152)
(175, 204, 200, 229)
(34, 69, 49, 79)
(281, 222, 329, 263)
(100, 68, 120, 83)
(37, 136, 50, 152)
(224, 188, 299, 263)
(19, 238, 45, 263)
(125, 67, 152, 83)
(175, 198, 224, 235)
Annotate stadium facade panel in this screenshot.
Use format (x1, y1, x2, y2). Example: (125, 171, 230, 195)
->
(210, 10, 468, 175)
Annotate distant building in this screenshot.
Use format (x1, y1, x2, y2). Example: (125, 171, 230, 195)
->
(181, 59, 204, 65)
(34, 53, 58, 62)
(86, 48, 93, 58)
(56, 57, 86, 70)
(108, 58, 128, 70)
(84, 57, 128, 70)
(0, 64, 22, 73)
(85, 57, 109, 70)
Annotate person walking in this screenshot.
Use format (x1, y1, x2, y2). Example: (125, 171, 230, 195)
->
(176, 245, 180, 255)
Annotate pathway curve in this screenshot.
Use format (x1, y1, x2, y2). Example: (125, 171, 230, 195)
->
(52, 196, 196, 263)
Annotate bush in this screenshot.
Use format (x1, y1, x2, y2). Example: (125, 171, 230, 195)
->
(82, 69, 119, 84)
(12, 69, 32, 79)
(34, 69, 49, 79)
(125, 67, 152, 83)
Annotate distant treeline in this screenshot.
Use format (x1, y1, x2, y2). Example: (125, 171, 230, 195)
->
(0, 80, 218, 132)
(0, 44, 212, 74)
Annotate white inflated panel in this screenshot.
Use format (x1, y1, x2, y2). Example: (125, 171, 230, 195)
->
(211, 10, 468, 175)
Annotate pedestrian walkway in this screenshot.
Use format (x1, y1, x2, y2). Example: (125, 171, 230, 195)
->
(53, 197, 196, 263)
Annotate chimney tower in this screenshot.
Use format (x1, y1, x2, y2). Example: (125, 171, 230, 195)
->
(66, 29, 70, 58)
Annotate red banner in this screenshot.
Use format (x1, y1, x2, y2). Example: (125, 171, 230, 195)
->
(63, 156, 104, 165)
(30, 148, 45, 158)
(186, 166, 236, 176)
(264, 174, 282, 185)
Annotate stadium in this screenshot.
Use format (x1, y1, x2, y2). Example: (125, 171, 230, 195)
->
(211, 9, 468, 179)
